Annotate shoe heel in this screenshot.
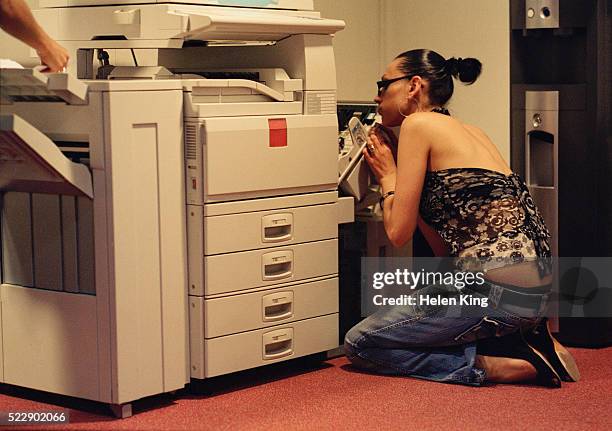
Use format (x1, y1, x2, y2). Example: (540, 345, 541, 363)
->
(525, 321, 581, 382)
(551, 335, 581, 382)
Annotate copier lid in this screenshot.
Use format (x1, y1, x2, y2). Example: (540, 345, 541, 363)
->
(0, 115, 93, 198)
(0, 68, 87, 105)
(39, 0, 314, 11)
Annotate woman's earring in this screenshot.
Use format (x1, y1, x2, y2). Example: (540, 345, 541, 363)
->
(398, 96, 420, 118)
(398, 97, 411, 118)
(414, 98, 422, 112)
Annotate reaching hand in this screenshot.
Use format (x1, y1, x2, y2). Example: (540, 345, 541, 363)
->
(1, 0, 70, 72)
(36, 36, 69, 72)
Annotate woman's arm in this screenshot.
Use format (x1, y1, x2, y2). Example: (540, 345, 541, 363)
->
(364, 114, 430, 248)
(0, 0, 69, 71)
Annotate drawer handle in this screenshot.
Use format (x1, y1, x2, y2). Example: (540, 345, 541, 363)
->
(262, 213, 293, 243)
(264, 225, 291, 242)
(262, 328, 294, 360)
(262, 291, 294, 322)
(262, 250, 293, 281)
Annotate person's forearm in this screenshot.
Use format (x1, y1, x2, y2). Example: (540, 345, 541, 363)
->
(380, 175, 408, 247)
(0, 0, 51, 50)
(378, 173, 395, 196)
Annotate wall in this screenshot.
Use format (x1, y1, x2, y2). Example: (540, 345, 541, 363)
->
(313, 0, 384, 103)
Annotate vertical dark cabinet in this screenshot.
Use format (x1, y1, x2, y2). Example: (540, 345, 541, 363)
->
(510, 0, 612, 345)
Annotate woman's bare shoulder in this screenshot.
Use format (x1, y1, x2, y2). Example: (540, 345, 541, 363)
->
(400, 112, 460, 142)
(401, 112, 454, 131)
(462, 123, 490, 140)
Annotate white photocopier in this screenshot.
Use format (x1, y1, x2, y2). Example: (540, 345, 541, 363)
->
(0, 0, 349, 417)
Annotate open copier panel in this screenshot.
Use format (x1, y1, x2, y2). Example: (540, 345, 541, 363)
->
(0, 0, 349, 416)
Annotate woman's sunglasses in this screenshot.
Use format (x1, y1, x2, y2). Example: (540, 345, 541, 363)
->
(376, 75, 412, 96)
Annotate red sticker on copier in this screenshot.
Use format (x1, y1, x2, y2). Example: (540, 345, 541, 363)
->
(268, 118, 287, 148)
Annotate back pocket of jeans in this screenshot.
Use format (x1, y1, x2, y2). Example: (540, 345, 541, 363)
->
(454, 316, 518, 343)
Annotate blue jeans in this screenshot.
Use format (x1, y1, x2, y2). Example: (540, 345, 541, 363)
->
(344, 282, 545, 386)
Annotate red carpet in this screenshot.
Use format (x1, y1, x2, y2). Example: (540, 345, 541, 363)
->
(1, 348, 611, 430)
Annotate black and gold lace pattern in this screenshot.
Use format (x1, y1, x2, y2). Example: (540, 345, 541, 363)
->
(419, 168, 551, 261)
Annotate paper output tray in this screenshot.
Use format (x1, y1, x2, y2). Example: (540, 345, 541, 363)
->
(0, 68, 87, 105)
(0, 114, 93, 198)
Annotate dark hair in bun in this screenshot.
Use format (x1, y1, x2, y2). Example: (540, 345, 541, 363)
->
(395, 49, 482, 106)
(444, 57, 482, 84)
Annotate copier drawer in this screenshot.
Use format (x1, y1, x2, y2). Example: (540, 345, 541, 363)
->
(201, 239, 338, 296)
(191, 277, 338, 338)
(191, 202, 338, 255)
(191, 313, 338, 378)
(186, 114, 338, 203)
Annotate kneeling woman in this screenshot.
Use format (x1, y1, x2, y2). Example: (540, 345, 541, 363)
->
(344, 49, 579, 387)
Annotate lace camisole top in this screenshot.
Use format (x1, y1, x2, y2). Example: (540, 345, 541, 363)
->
(419, 168, 551, 265)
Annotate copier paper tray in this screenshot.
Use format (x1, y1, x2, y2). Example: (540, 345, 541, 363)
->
(0, 114, 93, 198)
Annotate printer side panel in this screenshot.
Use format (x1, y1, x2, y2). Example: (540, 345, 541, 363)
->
(101, 88, 188, 404)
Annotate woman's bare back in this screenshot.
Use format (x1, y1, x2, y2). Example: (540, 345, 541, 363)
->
(424, 114, 511, 175)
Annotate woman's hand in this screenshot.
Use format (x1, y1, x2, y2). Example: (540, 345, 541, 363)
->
(36, 36, 70, 72)
(372, 123, 398, 150)
(363, 129, 397, 190)
(373, 123, 399, 162)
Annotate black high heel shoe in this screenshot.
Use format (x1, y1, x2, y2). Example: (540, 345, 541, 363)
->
(523, 319, 580, 382)
(477, 331, 562, 388)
